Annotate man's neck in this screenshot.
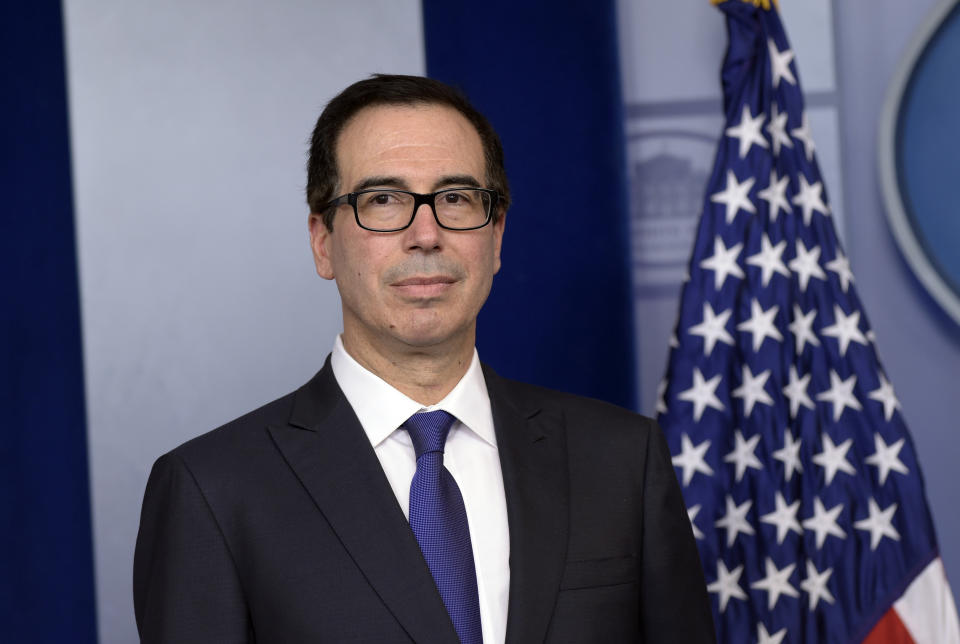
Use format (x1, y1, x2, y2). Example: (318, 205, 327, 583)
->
(340, 328, 475, 406)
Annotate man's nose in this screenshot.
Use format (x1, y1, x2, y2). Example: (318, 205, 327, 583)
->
(404, 202, 442, 250)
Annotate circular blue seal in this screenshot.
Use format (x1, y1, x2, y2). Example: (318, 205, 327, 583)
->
(879, 0, 960, 325)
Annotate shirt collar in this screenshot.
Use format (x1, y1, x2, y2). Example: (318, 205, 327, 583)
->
(330, 335, 497, 449)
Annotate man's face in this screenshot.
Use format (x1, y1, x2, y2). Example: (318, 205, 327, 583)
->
(309, 103, 505, 354)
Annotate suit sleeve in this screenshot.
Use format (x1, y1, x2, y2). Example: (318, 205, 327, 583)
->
(133, 453, 251, 643)
(638, 420, 716, 643)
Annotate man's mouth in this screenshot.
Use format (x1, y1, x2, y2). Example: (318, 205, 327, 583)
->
(392, 276, 456, 286)
(391, 275, 457, 298)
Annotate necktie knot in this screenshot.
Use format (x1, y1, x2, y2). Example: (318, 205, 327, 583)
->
(403, 410, 456, 459)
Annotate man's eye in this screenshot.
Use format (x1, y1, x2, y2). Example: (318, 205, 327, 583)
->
(366, 192, 399, 206)
(443, 191, 472, 205)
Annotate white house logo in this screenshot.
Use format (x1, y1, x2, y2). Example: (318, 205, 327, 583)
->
(626, 130, 715, 297)
(879, 0, 960, 325)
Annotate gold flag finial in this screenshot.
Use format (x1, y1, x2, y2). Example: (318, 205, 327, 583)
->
(710, 0, 779, 10)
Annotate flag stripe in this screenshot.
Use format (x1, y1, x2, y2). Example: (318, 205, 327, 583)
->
(894, 557, 960, 644)
(421, 0, 637, 408)
(862, 609, 914, 644)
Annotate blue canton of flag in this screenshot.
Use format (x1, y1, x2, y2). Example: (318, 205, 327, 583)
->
(657, 2, 960, 643)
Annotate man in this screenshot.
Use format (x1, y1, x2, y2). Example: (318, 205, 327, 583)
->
(133, 74, 715, 643)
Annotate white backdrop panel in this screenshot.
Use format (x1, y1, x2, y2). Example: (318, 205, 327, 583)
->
(63, 1, 425, 640)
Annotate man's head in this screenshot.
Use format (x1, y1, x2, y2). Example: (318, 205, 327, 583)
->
(306, 74, 510, 231)
(306, 76, 508, 359)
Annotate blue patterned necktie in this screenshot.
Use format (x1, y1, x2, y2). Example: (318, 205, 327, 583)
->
(403, 410, 483, 644)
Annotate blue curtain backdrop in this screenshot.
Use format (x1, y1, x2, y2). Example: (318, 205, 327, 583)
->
(422, 0, 638, 409)
(0, 2, 98, 642)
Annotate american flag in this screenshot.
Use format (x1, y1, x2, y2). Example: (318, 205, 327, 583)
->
(657, 2, 960, 642)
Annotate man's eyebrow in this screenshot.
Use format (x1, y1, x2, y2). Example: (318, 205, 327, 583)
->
(352, 176, 410, 192)
(352, 174, 483, 193)
(431, 175, 482, 191)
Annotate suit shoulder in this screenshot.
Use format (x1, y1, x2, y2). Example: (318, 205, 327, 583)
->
(491, 372, 657, 434)
(165, 388, 298, 468)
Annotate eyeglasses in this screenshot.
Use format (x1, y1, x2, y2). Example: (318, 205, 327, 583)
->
(323, 188, 500, 232)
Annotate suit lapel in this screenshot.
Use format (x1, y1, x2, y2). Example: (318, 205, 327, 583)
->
(485, 366, 570, 644)
(268, 361, 459, 644)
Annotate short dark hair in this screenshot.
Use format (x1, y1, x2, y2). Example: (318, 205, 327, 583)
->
(306, 74, 510, 230)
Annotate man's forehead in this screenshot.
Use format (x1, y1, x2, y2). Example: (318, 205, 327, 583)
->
(335, 103, 485, 187)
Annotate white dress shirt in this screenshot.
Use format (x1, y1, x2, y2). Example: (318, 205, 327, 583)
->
(330, 336, 510, 644)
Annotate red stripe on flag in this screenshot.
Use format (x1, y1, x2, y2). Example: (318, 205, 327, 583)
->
(863, 608, 915, 644)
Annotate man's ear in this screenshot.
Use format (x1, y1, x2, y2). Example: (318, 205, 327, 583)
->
(492, 209, 506, 275)
(308, 213, 336, 280)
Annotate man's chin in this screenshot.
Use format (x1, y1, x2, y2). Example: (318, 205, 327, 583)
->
(392, 328, 456, 350)
(387, 318, 474, 352)
(343, 306, 477, 355)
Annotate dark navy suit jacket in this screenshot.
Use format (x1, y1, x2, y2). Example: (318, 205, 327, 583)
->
(133, 359, 715, 642)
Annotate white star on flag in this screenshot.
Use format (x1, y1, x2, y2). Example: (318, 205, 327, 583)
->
(816, 370, 863, 421)
(731, 365, 774, 417)
(825, 248, 855, 293)
(821, 305, 869, 357)
(772, 428, 803, 482)
(757, 170, 791, 220)
(745, 234, 790, 287)
(677, 368, 725, 421)
(791, 174, 830, 225)
(789, 240, 827, 291)
(707, 560, 748, 612)
(868, 372, 901, 421)
(757, 623, 787, 644)
(688, 504, 705, 540)
(700, 236, 745, 289)
(782, 365, 815, 418)
(760, 491, 802, 544)
(812, 433, 857, 485)
(765, 103, 793, 157)
(737, 299, 783, 352)
(688, 302, 734, 355)
(800, 560, 836, 611)
(715, 495, 755, 547)
(864, 433, 909, 485)
(751, 557, 799, 610)
(724, 429, 764, 482)
(725, 104, 768, 159)
(854, 498, 901, 550)
(672, 434, 714, 486)
(711, 169, 756, 224)
(791, 110, 816, 161)
(788, 304, 820, 354)
(768, 38, 796, 87)
(802, 497, 846, 549)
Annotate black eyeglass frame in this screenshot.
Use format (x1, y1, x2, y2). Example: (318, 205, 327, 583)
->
(323, 187, 500, 232)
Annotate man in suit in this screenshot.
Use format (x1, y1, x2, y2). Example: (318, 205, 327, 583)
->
(133, 74, 715, 643)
